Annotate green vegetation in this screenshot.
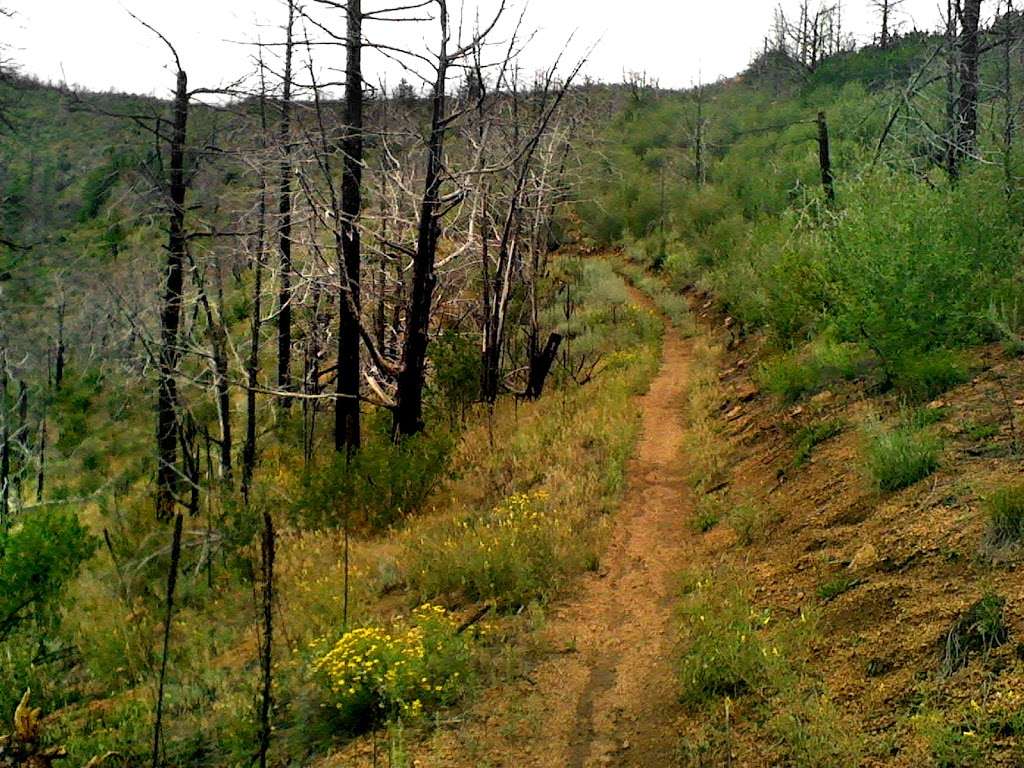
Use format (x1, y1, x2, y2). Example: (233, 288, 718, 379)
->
(985, 484, 1024, 545)
(815, 575, 859, 602)
(862, 421, 941, 492)
(940, 594, 1009, 676)
(792, 419, 845, 467)
(676, 570, 862, 766)
(311, 604, 474, 731)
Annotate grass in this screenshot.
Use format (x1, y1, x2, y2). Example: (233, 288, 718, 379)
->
(940, 594, 1009, 676)
(816, 575, 859, 602)
(30, 258, 663, 766)
(683, 337, 731, 491)
(676, 570, 862, 766)
(677, 570, 792, 704)
(757, 338, 865, 404)
(728, 501, 774, 546)
(984, 484, 1024, 545)
(792, 419, 845, 467)
(862, 421, 941, 492)
(692, 496, 723, 533)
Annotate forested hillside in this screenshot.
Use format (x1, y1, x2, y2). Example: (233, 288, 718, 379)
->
(2, 0, 1024, 766)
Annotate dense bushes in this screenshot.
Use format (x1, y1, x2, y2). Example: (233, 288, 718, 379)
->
(580, 44, 1024, 407)
(0, 508, 97, 717)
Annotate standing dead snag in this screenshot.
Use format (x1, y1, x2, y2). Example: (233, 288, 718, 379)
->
(957, 0, 984, 166)
(393, 0, 458, 439)
(335, 0, 364, 455)
(816, 110, 835, 203)
(276, 0, 297, 407)
(256, 509, 275, 768)
(156, 63, 190, 522)
(525, 332, 563, 400)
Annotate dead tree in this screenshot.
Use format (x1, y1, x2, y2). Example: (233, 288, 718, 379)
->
(394, 1, 507, 438)
(276, 0, 297, 406)
(242, 56, 272, 504)
(957, 0, 985, 165)
(871, 0, 906, 48)
(156, 52, 190, 522)
(335, 0, 364, 455)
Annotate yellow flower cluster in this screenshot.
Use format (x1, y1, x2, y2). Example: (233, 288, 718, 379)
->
(312, 604, 467, 720)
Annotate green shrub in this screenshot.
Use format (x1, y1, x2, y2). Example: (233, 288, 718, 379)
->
(293, 425, 454, 531)
(430, 329, 482, 423)
(984, 485, 1024, 545)
(890, 349, 969, 402)
(729, 502, 774, 545)
(816, 575, 858, 601)
(678, 571, 792, 704)
(768, 692, 864, 768)
(940, 594, 1008, 676)
(692, 496, 723, 533)
(862, 423, 940, 492)
(758, 337, 866, 404)
(0, 509, 97, 643)
(983, 483, 1024, 544)
(405, 491, 572, 611)
(312, 604, 473, 731)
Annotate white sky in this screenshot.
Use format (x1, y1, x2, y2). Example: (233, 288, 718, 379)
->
(6, 0, 947, 97)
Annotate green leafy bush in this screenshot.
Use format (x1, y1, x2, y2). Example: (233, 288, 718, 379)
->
(678, 571, 792, 704)
(0, 509, 97, 641)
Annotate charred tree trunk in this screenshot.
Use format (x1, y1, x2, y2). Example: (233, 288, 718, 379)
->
(256, 509, 275, 768)
(156, 68, 189, 522)
(151, 511, 184, 768)
(35, 405, 45, 502)
(276, 0, 296, 406)
(956, 0, 983, 165)
(242, 59, 271, 503)
(54, 298, 65, 390)
(816, 110, 835, 203)
(335, 0, 363, 455)
(525, 332, 563, 400)
(393, 39, 448, 440)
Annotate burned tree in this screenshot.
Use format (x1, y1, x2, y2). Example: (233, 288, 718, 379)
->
(871, 0, 907, 49)
(276, 0, 297, 406)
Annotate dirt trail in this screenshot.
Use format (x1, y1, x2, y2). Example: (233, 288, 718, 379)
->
(516, 307, 697, 767)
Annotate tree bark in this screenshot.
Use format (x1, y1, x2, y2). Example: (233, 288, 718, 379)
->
(276, 0, 296, 406)
(525, 332, 563, 400)
(335, 0, 363, 454)
(156, 68, 189, 521)
(256, 509, 275, 768)
(393, 30, 448, 440)
(956, 0, 983, 165)
(816, 110, 835, 203)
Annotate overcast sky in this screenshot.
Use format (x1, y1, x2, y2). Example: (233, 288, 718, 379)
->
(6, 0, 947, 97)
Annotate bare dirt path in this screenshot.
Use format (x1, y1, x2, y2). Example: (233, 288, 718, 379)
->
(512, 305, 697, 767)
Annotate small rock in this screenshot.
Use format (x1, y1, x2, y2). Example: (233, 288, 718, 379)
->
(724, 316, 735, 329)
(724, 405, 744, 421)
(790, 406, 805, 417)
(849, 543, 879, 572)
(810, 390, 834, 405)
(927, 399, 947, 410)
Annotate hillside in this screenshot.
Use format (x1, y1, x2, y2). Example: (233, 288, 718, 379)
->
(2, 4, 1024, 767)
